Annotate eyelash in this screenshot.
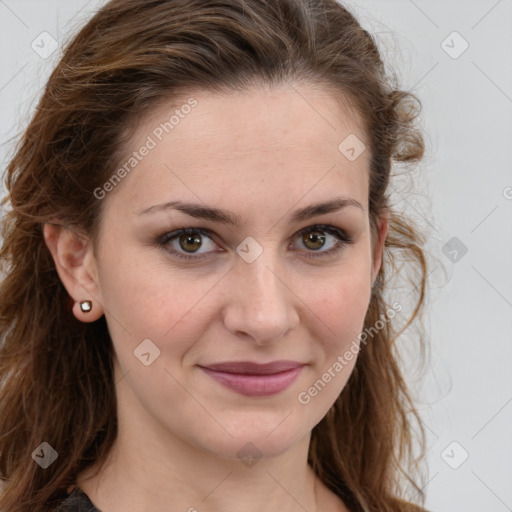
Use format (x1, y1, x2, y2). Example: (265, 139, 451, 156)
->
(155, 224, 355, 262)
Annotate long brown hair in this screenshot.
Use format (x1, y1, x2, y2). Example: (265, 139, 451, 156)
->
(0, 1, 430, 510)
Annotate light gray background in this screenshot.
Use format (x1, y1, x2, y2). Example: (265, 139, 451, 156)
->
(1, 1, 511, 511)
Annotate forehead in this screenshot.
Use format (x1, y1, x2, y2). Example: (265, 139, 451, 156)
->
(104, 83, 370, 218)
(136, 82, 365, 153)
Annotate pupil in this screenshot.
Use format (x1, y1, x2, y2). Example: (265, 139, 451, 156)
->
(305, 231, 325, 250)
(180, 233, 201, 252)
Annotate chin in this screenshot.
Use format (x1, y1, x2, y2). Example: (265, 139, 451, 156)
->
(192, 415, 310, 462)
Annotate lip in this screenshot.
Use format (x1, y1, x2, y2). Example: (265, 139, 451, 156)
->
(198, 360, 305, 397)
(202, 360, 304, 374)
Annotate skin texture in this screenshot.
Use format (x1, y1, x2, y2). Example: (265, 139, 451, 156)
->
(44, 83, 388, 512)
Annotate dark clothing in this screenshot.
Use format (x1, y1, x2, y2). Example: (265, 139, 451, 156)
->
(57, 485, 101, 512)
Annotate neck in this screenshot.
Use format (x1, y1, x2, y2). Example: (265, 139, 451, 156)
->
(77, 436, 321, 512)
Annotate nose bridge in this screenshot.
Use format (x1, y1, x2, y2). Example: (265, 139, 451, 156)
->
(246, 253, 285, 312)
(225, 240, 297, 343)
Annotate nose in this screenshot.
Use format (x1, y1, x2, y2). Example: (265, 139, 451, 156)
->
(222, 248, 300, 346)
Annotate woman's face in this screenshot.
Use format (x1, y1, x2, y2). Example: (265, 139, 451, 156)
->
(89, 83, 387, 460)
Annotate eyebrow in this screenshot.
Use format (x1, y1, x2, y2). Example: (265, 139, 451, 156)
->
(136, 197, 364, 225)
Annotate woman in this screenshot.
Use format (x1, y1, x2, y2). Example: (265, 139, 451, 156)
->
(0, 0, 430, 510)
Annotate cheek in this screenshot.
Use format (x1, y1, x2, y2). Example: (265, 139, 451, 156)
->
(97, 230, 372, 363)
(296, 271, 370, 412)
(96, 244, 208, 359)
(98, 255, 249, 394)
(313, 259, 372, 343)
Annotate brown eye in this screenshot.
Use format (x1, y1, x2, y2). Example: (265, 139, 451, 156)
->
(178, 232, 203, 253)
(292, 224, 355, 260)
(158, 228, 218, 260)
(301, 230, 326, 251)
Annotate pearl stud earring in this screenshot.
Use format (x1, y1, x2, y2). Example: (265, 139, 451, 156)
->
(79, 300, 92, 313)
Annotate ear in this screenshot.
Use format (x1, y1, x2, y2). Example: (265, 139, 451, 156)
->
(43, 222, 104, 322)
(371, 209, 389, 287)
